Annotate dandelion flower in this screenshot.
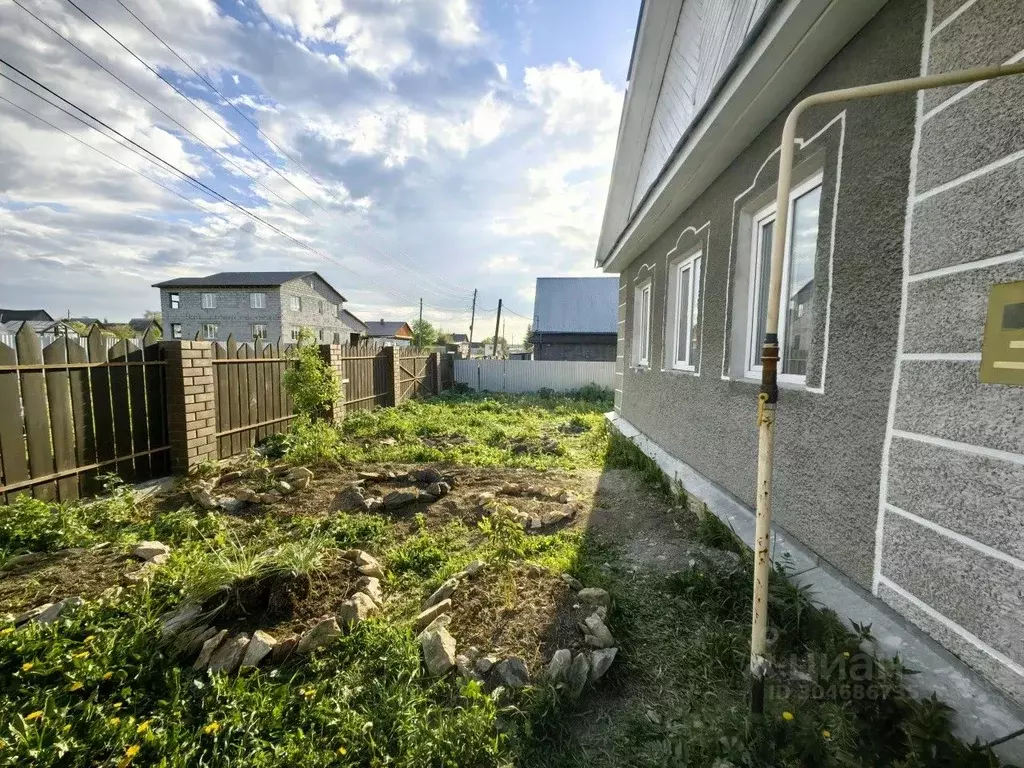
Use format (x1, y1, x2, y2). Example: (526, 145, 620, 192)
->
(73, 651, 89, 660)
(21, 662, 33, 672)
(822, 729, 832, 739)
(112, 702, 122, 710)
(136, 720, 151, 734)
(118, 744, 140, 768)
(25, 711, 43, 722)
(782, 711, 795, 721)
(110, 717, 121, 727)
(103, 672, 114, 681)
(337, 746, 347, 756)
(68, 681, 84, 692)
(202, 722, 221, 735)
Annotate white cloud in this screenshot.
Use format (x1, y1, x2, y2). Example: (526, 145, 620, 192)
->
(0, 0, 627, 343)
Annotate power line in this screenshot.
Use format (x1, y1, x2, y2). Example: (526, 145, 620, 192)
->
(104, 0, 477, 301)
(10, 0, 319, 229)
(0, 59, 470, 313)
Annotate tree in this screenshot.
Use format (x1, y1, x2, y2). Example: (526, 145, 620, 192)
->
(522, 324, 533, 352)
(411, 319, 437, 348)
(283, 328, 340, 421)
(481, 336, 508, 357)
(436, 331, 452, 346)
(143, 309, 162, 323)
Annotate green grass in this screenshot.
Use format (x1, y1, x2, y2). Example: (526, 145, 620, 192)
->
(0, 393, 1006, 767)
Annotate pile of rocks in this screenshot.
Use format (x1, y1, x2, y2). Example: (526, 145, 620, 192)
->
(474, 483, 577, 531)
(414, 565, 618, 699)
(332, 467, 456, 513)
(189, 466, 314, 511)
(8, 596, 84, 629)
(162, 548, 388, 675)
(124, 540, 171, 583)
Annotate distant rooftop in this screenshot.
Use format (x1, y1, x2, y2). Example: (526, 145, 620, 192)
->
(152, 271, 346, 301)
(450, 333, 469, 343)
(532, 277, 618, 334)
(365, 320, 412, 338)
(0, 308, 53, 323)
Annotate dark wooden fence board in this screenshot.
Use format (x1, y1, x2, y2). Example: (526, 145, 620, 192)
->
(42, 338, 77, 500)
(144, 331, 170, 478)
(66, 337, 97, 497)
(88, 330, 116, 468)
(0, 340, 29, 504)
(127, 340, 151, 479)
(108, 340, 135, 483)
(16, 325, 57, 500)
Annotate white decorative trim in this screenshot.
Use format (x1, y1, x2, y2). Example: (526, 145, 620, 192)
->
(929, 0, 980, 39)
(915, 146, 1024, 204)
(661, 221, 711, 376)
(885, 503, 1024, 572)
(720, 111, 845, 393)
(891, 428, 1024, 466)
(908, 249, 1024, 282)
(900, 352, 981, 362)
(922, 49, 1024, 123)
(877, 576, 1024, 680)
(874, 0, 933, 597)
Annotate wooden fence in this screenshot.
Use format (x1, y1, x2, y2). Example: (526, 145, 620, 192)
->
(211, 338, 296, 459)
(0, 325, 169, 503)
(331, 342, 392, 414)
(397, 346, 438, 400)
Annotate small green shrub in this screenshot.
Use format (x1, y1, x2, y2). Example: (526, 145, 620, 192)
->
(282, 328, 340, 421)
(283, 417, 347, 466)
(302, 512, 393, 550)
(478, 506, 527, 567)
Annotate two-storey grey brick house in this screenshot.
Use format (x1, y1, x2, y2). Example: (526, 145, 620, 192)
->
(153, 272, 361, 344)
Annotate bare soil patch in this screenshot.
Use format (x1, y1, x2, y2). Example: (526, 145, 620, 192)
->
(0, 547, 130, 615)
(445, 563, 594, 673)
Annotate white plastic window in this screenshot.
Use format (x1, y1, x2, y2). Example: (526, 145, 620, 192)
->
(201, 293, 216, 309)
(250, 293, 266, 309)
(633, 280, 652, 367)
(669, 251, 702, 371)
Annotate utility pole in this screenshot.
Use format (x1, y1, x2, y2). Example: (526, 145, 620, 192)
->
(419, 297, 423, 326)
(468, 289, 477, 358)
(492, 299, 502, 358)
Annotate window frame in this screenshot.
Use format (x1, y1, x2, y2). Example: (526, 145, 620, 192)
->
(290, 295, 301, 312)
(668, 250, 702, 372)
(290, 328, 300, 341)
(633, 279, 653, 368)
(170, 323, 182, 339)
(744, 172, 823, 385)
(169, 292, 180, 309)
(252, 323, 267, 339)
(203, 323, 218, 340)
(250, 292, 266, 309)
(201, 293, 216, 310)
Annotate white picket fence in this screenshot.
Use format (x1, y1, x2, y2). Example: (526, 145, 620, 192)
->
(454, 359, 615, 393)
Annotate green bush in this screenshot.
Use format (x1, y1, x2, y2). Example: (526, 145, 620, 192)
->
(283, 418, 347, 466)
(282, 328, 340, 421)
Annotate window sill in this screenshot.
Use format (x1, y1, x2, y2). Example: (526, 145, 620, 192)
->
(731, 375, 813, 392)
(661, 366, 699, 377)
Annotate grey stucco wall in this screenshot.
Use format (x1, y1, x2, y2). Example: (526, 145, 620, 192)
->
(160, 287, 284, 342)
(876, 0, 1024, 707)
(618, 0, 923, 589)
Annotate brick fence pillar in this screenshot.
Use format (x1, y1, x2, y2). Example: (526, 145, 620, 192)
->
(319, 344, 347, 424)
(385, 345, 401, 406)
(163, 340, 218, 473)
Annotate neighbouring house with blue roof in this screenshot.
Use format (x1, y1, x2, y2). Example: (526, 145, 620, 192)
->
(529, 277, 618, 362)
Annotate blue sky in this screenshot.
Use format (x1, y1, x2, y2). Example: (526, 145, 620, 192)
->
(0, 0, 638, 341)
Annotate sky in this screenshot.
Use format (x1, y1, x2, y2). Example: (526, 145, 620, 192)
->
(0, 0, 639, 343)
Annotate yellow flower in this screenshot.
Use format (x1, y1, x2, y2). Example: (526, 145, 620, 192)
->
(25, 711, 43, 722)
(843, 651, 850, 658)
(68, 681, 84, 692)
(202, 722, 221, 735)
(136, 720, 151, 734)
(73, 651, 89, 660)
(1, 627, 15, 636)
(782, 711, 795, 721)
(103, 671, 114, 681)
(337, 746, 347, 756)
(112, 702, 122, 710)
(300, 687, 316, 699)
(822, 729, 832, 739)
(118, 744, 140, 768)
(21, 662, 33, 672)
(84, 635, 96, 643)
(110, 717, 121, 727)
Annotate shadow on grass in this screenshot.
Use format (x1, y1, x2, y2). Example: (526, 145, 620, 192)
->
(513, 431, 1006, 768)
